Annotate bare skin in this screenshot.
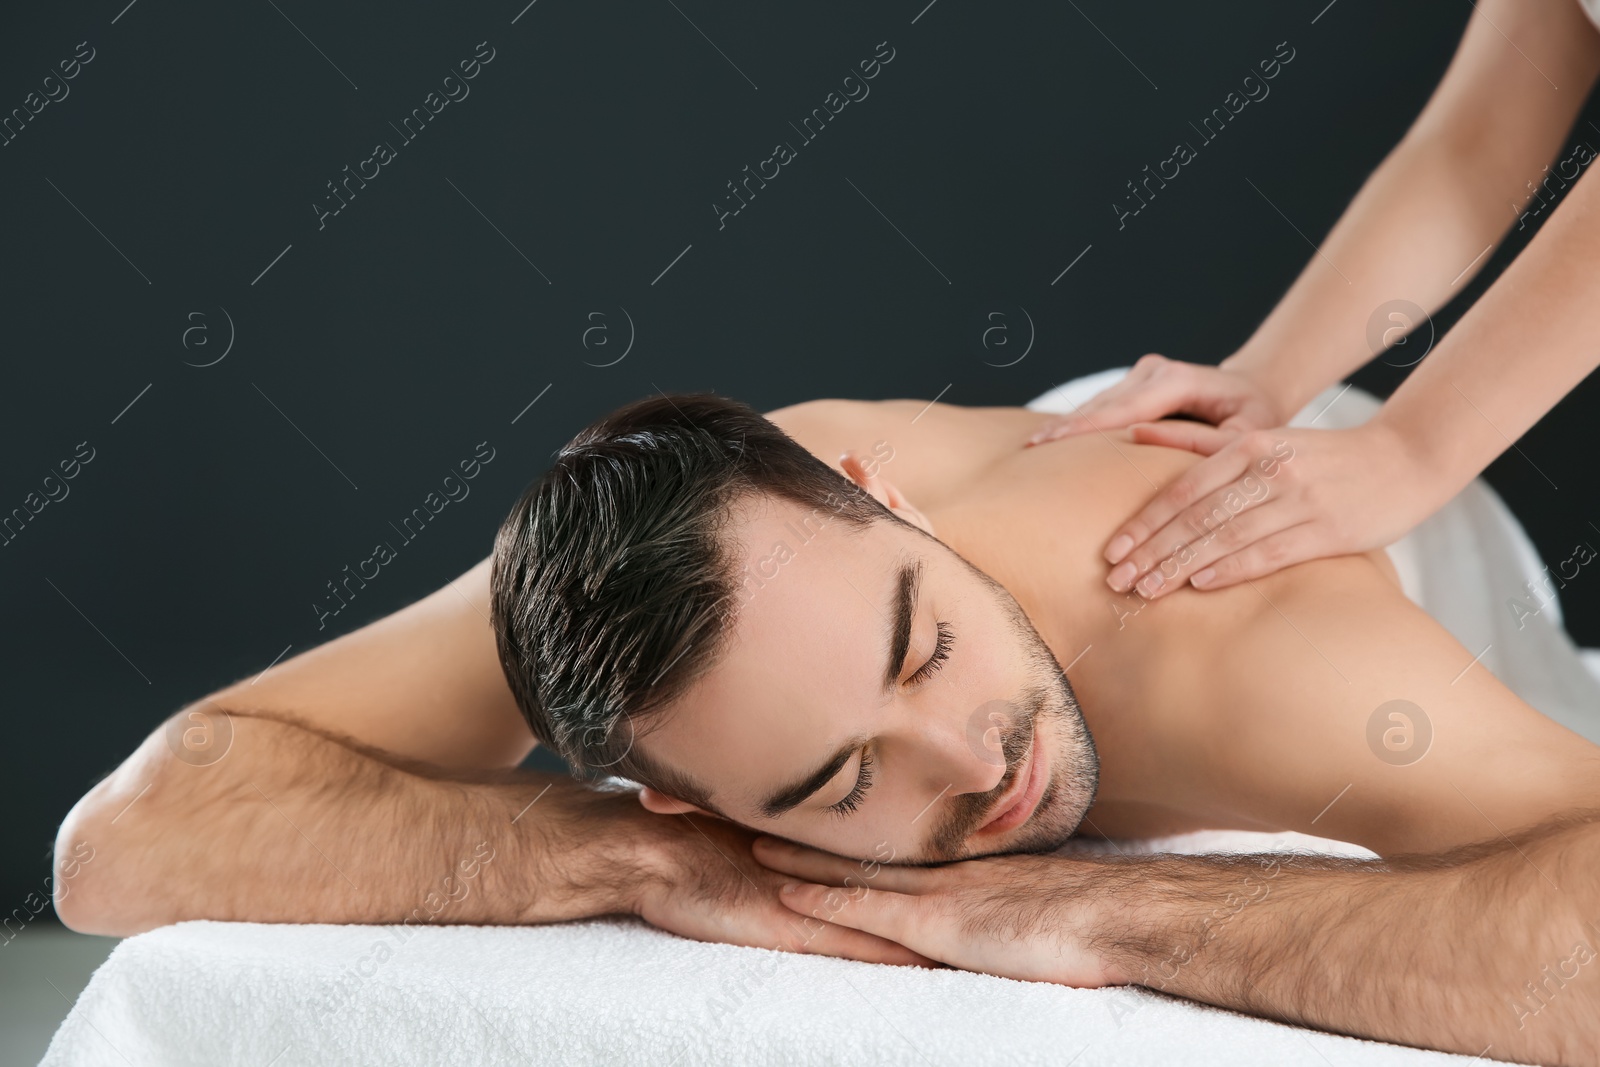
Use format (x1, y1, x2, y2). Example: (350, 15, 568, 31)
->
(54, 396, 1600, 1063)
(685, 397, 1599, 858)
(1023, 0, 1600, 596)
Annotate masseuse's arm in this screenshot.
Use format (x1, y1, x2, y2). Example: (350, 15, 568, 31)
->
(1221, 0, 1600, 419)
(1086, 124, 1600, 596)
(53, 556, 929, 967)
(1091, 148, 1600, 601)
(1362, 140, 1600, 504)
(1028, 0, 1600, 441)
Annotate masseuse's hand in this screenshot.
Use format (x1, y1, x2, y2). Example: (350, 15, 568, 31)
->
(1025, 354, 1284, 446)
(632, 813, 941, 969)
(1099, 419, 1441, 597)
(753, 836, 1121, 986)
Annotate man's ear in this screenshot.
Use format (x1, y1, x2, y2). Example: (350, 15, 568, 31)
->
(637, 785, 716, 817)
(840, 451, 935, 536)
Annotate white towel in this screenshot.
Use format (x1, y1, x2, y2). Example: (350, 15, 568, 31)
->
(43, 373, 1593, 1067)
(39, 885, 1480, 1067)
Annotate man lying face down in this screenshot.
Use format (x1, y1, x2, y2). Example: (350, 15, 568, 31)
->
(490, 392, 1596, 865)
(57, 388, 1600, 1065)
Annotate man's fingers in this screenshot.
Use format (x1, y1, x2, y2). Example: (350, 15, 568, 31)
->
(1127, 420, 1238, 456)
(779, 912, 941, 968)
(752, 836, 930, 895)
(777, 880, 920, 948)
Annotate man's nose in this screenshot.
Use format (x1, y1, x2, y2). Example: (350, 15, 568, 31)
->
(920, 704, 1011, 798)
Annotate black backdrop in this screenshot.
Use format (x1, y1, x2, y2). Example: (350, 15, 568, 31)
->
(4, 1, 1599, 918)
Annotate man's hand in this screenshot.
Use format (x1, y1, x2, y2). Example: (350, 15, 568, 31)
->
(752, 836, 1118, 985)
(632, 813, 940, 969)
(756, 816, 1600, 1067)
(1025, 354, 1285, 447)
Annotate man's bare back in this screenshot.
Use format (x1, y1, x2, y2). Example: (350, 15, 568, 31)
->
(133, 392, 1598, 871)
(764, 397, 1600, 855)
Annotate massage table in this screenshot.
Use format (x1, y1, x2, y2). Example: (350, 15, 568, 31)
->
(44, 371, 1600, 1066)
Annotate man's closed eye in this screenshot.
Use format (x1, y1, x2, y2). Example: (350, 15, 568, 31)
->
(907, 620, 954, 686)
(825, 620, 955, 818)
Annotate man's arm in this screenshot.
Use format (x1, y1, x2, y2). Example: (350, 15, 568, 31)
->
(53, 556, 656, 935)
(55, 710, 661, 935)
(55, 553, 933, 966)
(760, 810, 1600, 1065)
(1095, 810, 1600, 1064)
(1220, 0, 1600, 418)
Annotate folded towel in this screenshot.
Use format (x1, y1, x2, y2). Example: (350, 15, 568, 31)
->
(43, 372, 1587, 1066)
(40, 863, 1478, 1067)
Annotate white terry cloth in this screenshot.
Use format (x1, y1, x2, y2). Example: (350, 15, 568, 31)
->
(1580, 0, 1600, 34)
(1029, 369, 1600, 745)
(44, 372, 1598, 1067)
(40, 861, 1477, 1067)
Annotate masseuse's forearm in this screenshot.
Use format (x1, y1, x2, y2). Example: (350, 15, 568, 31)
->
(1101, 813, 1600, 1065)
(1371, 162, 1600, 499)
(1220, 128, 1537, 419)
(54, 707, 653, 937)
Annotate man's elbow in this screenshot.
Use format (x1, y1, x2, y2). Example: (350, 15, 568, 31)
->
(52, 795, 118, 935)
(50, 738, 172, 937)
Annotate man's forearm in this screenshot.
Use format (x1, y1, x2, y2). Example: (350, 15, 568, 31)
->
(54, 706, 655, 936)
(1096, 813, 1600, 1065)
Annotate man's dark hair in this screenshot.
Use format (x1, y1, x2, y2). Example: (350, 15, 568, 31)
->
(490, 392, 891, 811)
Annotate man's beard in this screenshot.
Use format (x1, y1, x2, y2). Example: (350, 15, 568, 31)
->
(923, 563, 1100, 862)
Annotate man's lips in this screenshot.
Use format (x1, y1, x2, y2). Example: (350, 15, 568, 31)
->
(973, 724, 1048, 836)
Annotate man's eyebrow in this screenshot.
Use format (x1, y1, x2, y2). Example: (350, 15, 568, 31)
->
(881, 557, 921, 693)
(756, 733, 869, 820)
(755, 557, 920, 820)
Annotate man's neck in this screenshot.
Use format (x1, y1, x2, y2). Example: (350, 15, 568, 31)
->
(918, 443, 1255, 839)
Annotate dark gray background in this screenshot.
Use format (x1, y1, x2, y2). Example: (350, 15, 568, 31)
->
(4, 1, 1598, 919)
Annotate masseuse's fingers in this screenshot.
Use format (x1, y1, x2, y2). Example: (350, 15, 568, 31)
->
(1026, 355, 1282, 446)
(1126, 419, 1239, 456)
(1102, 433, 1261, 573)
(1104, 428, 1302, 599)
(1116, 499, 1293, 600)
(1026, 354, 1179, 445)
(752, 836, 935, 896)
(1180, 523, 1324, 593)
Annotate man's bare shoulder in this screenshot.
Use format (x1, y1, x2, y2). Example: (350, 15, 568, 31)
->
(766, 398, 1055, 509)
(1151, 546, 1600, 854)
(767, 397, 1045, 441)
(205, 555, 533, 772)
